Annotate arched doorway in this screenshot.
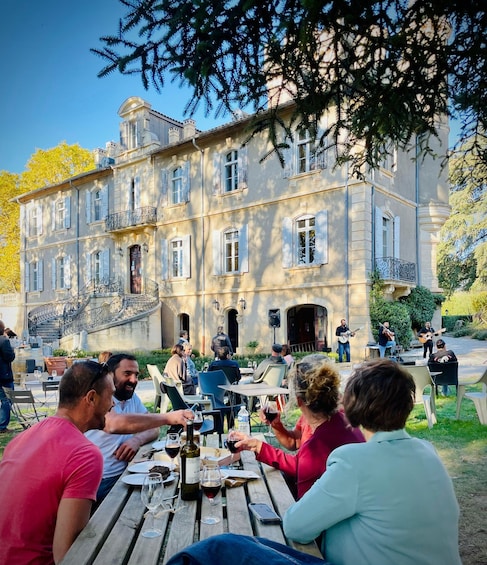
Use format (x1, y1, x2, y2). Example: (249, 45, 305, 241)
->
(227, 309, 239, 353)
(287, 305, 328, 352)
(129, 245, 142, 294)
(179, 313, 190, 342)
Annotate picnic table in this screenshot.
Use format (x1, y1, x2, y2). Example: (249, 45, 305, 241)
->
(60, 437, 321, 565)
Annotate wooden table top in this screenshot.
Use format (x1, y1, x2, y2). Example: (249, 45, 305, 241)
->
(60, 438, 320, 565)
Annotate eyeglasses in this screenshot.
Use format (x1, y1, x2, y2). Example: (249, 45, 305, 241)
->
(86, 361, 110, 390)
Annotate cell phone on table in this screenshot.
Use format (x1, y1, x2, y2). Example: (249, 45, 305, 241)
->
(248, 502, 282, 523)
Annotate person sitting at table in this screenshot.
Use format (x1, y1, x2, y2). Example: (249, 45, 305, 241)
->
(235, 354, 365, 499)
(208, 346, 241, 382)
(428, 339, 458, 396)
(259, 410, 312, 451)
(281, 343, 295, 366)
(85, 353, 160, 505)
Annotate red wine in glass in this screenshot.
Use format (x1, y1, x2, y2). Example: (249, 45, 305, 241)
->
(264, 410, 278, 423)
(226, 439, 238, 453)
(202, 483, 221, 500)
(165, 445, 180, 459)
(193, 412, 203, 431)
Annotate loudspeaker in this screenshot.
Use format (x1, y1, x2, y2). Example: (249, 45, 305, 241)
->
(268, 309, 280, 328)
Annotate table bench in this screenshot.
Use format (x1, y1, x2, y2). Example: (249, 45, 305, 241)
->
(60, 439, 320, 564)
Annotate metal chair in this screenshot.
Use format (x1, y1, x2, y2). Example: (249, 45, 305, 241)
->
(3, 387, 48, 429)
(41, 380, 60, 404)
(404, 366, 437, 429)
(198, 370, 242, 430)
(427, 361, 459, 397)
(457, 367, 487, 424)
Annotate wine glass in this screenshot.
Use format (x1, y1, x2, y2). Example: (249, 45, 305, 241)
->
(50, 369, 57, 381)
(193, 410, 204, 432)
(224, 428, 239, 468)
(200, 464, 222, 525)
(165, 433, 181, 471)
(263, 400, 278, 437)
(141, 473, 165, 538)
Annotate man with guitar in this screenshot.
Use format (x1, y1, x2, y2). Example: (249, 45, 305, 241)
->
(418, 321, 446, 359)
(378, 321, 396, 358)
(335, 319, 357, 363)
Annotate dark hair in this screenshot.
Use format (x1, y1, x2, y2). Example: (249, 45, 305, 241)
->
(171, 343, 184, 356)
(217, 346, 230, 360)
(288, 354, 340, 416)
(343, 359, 415, 432)
(281, 344, 291, 356)
(436, 339, 446, 348)
(272, 343, 283, 353)
(59, 360, 111, 407)
(106, 353, 137, 373)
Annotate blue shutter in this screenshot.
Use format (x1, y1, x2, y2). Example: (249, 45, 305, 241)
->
(237, 146, 248, 190)
(102, 249, 110, 282)
(212, 231, 222, 275)
(37, 206, 43, 235)
(64, 256, 71, 289)
(182, 161, 190, 202)
(64, 196, 71, 228)
(239, 224, 249, 273)
(375, 206, 383, 259)
(314, 210, 328, 265)
(101, 186, 109, 219)
(51, 258, 56, 290)
(160, 169, 168, 207)
(161, 239, 168, 280)
(134, 177, 141, 209)
(38, 260, 44, 291)
(24, 262, 30, 292)
(393, 216, 400, 259)
(85, 253, 92, 285)
(212, 153, 221, 195)
(86, 191, 92, 224)
(282, 217, 293, 268)
(182, 235, 191, 278)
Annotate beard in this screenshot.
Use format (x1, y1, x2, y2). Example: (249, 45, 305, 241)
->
(114, 384, 136, 401)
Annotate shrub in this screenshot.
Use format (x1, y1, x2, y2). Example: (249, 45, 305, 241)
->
(401, 286, 436, 331)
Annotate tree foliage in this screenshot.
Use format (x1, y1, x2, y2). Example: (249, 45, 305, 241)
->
(437, 136, 487, 296)
(400, 286, 436, 331)
(93, 0, 487, 177)
(19, 141, 94, 192)
(0, 171, 22, 292)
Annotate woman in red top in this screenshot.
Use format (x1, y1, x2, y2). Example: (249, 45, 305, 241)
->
(235, 354, 365, 499)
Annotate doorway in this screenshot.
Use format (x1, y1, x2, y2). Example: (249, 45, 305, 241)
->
(130, 245, 142, 294)
(287, 304, 328, 352)
(227, 309, 239, 353)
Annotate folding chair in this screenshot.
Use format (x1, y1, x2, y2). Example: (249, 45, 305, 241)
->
(41, 380, 60, 404)
(3, 387, 48, 429)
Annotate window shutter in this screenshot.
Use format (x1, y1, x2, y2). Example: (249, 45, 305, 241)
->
(134, 177, 141, 209)
(51, 258, 57, 290)
(393, 215, 400, 259)
(101, 186, 109, 219)
(24, 262, 30, 292)
(37, 205, 43, 235)
(282, 217, 293, 268)
(212, 152, 222, 195)
(182, 235, 191, 278)
(315, 209, 328, 265)
(86, 191, 92, 223)
(212, 230, 222, 275)
(102, 249, 110, 282)
(182, 161, 190, 202)
(64, 196, 71, 228)
(64, 256, 71, 289)
(51, 202, 56, 230)
(38, 260, 44, 291)
(85, 253, 92, 284)
(237, 146, 248, 189)
(375, 206, 383, 260)
(161, 239, 168, 280)
(282, 145, 293, 178)
(121, 121, 128, 150)
(160, 169, 168, 207)
(239, 224, 249, 273)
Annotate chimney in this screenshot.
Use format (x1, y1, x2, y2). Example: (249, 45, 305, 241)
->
(93, 148, 107, 168)
(182, 119, 196, 139)
(168, 127, 180, 144)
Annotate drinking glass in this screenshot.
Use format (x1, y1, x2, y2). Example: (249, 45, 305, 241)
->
(263, 400, 278, 437)
(165, 433, 181, 471)
(34, 369, 41, 381)
(193, 410, 204, 432)
(50, 369, 57, 381)
(141, 473, 165, 538)
(200, 464, 222, 525)
(224, 428, 239, 468)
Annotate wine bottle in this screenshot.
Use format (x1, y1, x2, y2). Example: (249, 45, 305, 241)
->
(180, 420, 200, 501)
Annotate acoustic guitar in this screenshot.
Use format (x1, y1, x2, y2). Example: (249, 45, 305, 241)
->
(378, 323, 395, 341)
(418, 328, 446, 344)
(338, 327, 362, 344)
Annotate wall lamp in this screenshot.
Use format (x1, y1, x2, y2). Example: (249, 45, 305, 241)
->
(142, 242, 149, 253)
(239, 298, 246, 310)
(117, 247, 124, 257)
(212, 299, 220, 311)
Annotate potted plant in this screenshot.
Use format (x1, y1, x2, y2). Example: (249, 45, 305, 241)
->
(44, 348, 69, 377)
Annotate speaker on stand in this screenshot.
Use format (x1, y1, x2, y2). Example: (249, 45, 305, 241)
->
(268, 309, 281, 344)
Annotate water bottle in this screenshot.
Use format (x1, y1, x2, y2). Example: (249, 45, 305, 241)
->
(237, 405, 250, 436)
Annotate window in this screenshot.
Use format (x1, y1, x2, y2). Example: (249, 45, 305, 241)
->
(171, 239, 183, 277)
(296, 130, 312, 174)
(225, 229, 239, 273)
(172, 167, 184, 204)
(85, 249, 110, 285)
(86, 187, 108, 224)
(282, 211, 328, 268)
(297, 217, 316, 265)
(32, 262, 39, 291)
(93, 190, 102, 221)
(212, 146, 248, 195)
(52, 197, 71, 230)
(129, 121, 138, 149)
(161, 236, 191, 280)
(25, 260, 43, 292)
(52, 256, 71, 290)
(283, 125, 328, 177)
(29, 206, 42, 237)
(375, 208, 400, 260)
(224, 150, 238, 192)
(94, 251, 102, 283)
(212, 225, 249, 275)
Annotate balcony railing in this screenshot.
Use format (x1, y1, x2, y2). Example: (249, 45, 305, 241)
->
(105, 206, 157, 232)
(375, 257, 416, 283)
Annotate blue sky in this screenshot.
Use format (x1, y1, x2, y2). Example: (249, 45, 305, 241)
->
(0, 0, 224, 174)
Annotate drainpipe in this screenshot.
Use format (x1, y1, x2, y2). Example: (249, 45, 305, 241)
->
(192, 138, 206, 353)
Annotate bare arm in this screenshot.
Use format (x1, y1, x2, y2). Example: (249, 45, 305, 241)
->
(259, 410, 301, 451)
(113, 427, 160, 462)
(103, 409, 193, 434)
(53, 498, 92, 563)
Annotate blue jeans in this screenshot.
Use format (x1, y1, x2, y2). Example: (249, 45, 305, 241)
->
(379, 341, 396, 357)
(0, 381, 13, 430)
(165, 533, 328, 565)
(338, 341, 350, 363)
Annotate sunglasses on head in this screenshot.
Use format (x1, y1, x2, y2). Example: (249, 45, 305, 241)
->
(85, 361, 110, 390)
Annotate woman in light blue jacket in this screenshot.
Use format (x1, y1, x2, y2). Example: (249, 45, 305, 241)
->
(283, 358, 462, 565)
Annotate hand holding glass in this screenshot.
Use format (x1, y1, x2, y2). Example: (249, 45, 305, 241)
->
(165, 433, 181, 470)
(141, 473, 165, 538)
(264, 400, 278, 437)
(225, 428, 239, 467)
(201, 464, 222, 525)
(193, 410, 203, 431)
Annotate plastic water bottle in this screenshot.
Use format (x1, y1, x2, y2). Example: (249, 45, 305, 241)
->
(237, 405, 250, 436)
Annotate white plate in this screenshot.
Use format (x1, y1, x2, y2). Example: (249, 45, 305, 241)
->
(220, 470, 260, 480)
(152, 440, 166, 451)
(122, 472, 176, 486)
(128, 461, 172, 474)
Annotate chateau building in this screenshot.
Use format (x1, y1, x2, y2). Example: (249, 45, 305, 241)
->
(16, 96, 450, 355)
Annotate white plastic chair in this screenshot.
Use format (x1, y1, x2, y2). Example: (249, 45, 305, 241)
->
(405, 366, 437, 428)
(457, 367, 487, 424)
